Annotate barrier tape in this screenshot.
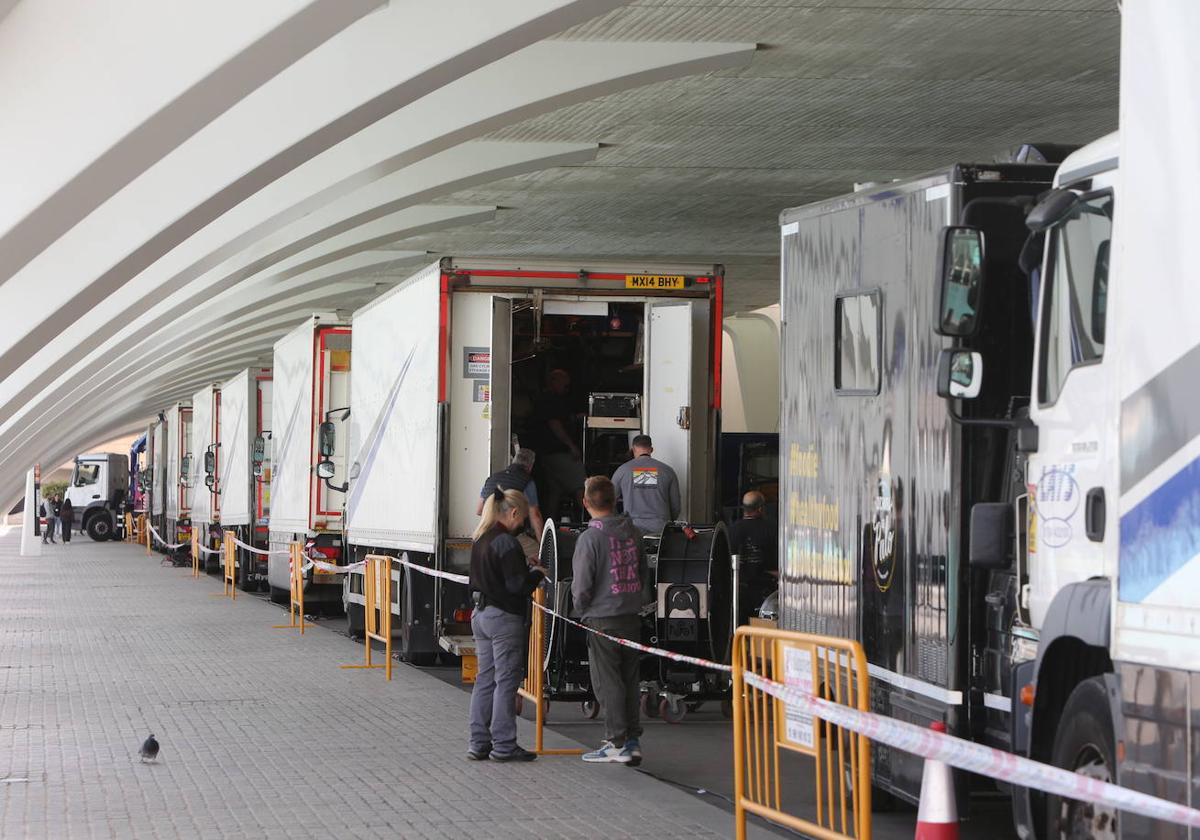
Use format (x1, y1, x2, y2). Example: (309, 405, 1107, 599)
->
(742, 672, 1200, 829)
(197, 544, 223, 556)
(229, 535, 290, 557)
(146, 523, 188, 551)
(375, 551, 1200, 829)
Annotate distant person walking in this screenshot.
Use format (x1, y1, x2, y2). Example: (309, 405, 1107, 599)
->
(573, 475, 647, 766)
(40, 496, 57, 544)
(611, 435, 680, 536)
(59, 497, 73, 543)
(467, 487, 547, 763)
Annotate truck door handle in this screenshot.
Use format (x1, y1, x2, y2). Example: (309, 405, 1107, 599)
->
(92, 494, 100, 500)
(1085, 487, 1105, 542)
(676, 406, 691, 430)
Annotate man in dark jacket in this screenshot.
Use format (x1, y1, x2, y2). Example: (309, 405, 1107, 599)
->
(572, 475, 646, 765)
(477, 448, 544, 543)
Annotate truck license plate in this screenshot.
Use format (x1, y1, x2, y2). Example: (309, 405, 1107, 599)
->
(625, 274, 685, 290)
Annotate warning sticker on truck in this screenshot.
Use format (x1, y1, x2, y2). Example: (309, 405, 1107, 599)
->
(625, 274, 685, 290)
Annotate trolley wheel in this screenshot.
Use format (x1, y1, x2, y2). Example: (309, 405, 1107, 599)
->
(720, 697, 734, 719)
(582, 700, 600, 719)
(641, 692, 659, 719)
(660, 697, 686, 724)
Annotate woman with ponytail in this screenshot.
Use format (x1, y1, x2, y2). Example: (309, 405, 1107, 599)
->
(467, 487, 547, 762)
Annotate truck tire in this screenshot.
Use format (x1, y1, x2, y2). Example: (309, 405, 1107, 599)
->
(269, 586, 290, 605)
(86, 514, 114, 542)
(1045, 677, 1118, 840)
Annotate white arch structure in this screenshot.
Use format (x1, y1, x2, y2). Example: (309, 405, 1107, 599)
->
(0, 0, 755, 503)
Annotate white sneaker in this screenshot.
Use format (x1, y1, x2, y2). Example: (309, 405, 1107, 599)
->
(582, 741, 630, 764)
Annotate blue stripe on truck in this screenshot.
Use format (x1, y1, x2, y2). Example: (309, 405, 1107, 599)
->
(1119, 453, 1200, 603)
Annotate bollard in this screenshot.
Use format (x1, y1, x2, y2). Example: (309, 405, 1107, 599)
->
(914, 722, 958, 840)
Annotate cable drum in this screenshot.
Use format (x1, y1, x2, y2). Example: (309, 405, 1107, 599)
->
(655, 523, 734, 673)
(537, 522, 591, 700)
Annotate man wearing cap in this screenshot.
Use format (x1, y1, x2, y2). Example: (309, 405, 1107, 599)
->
(611, 434, 680, 536)
(477, 448, 544, 559)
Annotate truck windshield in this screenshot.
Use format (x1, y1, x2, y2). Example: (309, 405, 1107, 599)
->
(1039, 193, 1113, 405)
(73, 463, 100, 487)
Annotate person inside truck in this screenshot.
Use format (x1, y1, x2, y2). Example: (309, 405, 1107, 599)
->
(611, 435, 680, 536)
(531, 368, 586, 522)
(727, 491, 779, 623)
(476, 448, 544, 560)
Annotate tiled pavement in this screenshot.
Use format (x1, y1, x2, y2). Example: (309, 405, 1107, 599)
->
(0, 530, 773, 840)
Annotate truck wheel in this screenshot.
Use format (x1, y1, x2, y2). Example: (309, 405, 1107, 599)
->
(1045, 677, 1118, 840)
(86, 515, 113, 542)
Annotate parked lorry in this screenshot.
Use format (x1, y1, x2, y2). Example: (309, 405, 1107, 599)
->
(218, 367, 273, 590)
(327, 257, 723, 662)
(191, 383, 221, 568)
(267, 315, 350, 607)
(63, 453, 129, 541)
(147, 416, 166, 549)
(779, 6, 1199, 837)
(163, 402, 192, 549)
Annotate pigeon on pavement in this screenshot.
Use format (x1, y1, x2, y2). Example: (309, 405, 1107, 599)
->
(139, 734, 160, 763)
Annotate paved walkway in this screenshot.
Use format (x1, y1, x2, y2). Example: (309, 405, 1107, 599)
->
(0, 530, 771, 840)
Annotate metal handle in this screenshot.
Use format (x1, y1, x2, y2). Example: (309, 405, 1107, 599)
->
(676, 406, 691, 430)
(1085, 487, 1106, 542)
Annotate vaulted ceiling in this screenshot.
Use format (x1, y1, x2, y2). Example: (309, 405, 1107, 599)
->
(0, 0, 1118, 505)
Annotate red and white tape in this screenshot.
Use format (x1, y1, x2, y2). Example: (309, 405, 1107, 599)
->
(742, 672, 1200, 829)
(229, 536, 290, 557)
(377, 551, 1200, 829)
(145, 523, 188, 551)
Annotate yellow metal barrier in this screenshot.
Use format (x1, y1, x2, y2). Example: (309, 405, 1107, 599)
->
(190, 529, 201, 578)
(221, 529, 237, 600)
(272, 542, 306, 634)
(341, 554, 392, 680)
(516, 588, 584, 756)
(124, 512, 133, 544)
(732, 626, 871, 840)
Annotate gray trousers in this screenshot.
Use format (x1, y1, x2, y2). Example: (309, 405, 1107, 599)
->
(468, 606, 526, 755)
(586, 614, 643, 746)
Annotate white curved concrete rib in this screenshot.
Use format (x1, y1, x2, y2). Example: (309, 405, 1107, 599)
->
(0, 0, 383, 282)
(0, 141, 596, 429)
(0, 1, 637, 380)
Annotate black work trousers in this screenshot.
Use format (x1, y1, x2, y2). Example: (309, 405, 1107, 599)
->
(586, 614, 643, 746)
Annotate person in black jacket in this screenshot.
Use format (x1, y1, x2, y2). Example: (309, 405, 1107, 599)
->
(467, 487, 547, 763)
(59, 497, 74, 543)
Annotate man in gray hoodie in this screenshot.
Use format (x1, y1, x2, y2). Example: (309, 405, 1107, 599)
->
(572, 475, 647, 765)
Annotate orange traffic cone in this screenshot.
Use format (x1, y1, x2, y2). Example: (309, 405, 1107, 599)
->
(915, 721, 958, 840)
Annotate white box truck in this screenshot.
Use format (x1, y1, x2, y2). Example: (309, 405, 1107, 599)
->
(219, 367, 273, 590)
(777, 6, 1200, 836)
(191, 383, 221, 569)
(148, 415, 166, 549)
(267, 315, 351, 607)
(63, 453, 129, 541)
(163, 401, 192, 548)
(333, 258, 723, 663)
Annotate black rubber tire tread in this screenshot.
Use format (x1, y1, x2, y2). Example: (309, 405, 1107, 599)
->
(1045, 676, 1116, 840)
(268, 586, 290, 605)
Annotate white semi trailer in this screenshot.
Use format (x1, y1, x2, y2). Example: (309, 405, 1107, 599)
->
(331, 258, 724, 663)
(163, 401, 192, 549)
(219, 367, 272, 590)
(267, 315, 351, 608)
(191, 383, 221, 569)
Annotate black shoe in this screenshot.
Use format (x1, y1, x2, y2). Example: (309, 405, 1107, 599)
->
(466, 748, 491, 761)
(489, 746, 537, 763)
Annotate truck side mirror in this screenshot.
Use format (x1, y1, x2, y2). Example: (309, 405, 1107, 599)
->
(203, 450, 215, 476)
(205, 474, 215, 489)
(252, 435, 266, 477)
(937, 350, 983, 400)
(318, 421, 336, 458)
(935, 226, 984, 337)
(1025, 188, 1079, 232)
(315, 460, 336, 480)
(180, 454, 192, 486)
